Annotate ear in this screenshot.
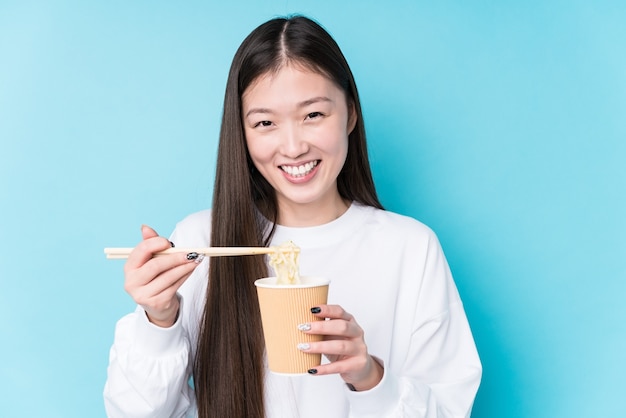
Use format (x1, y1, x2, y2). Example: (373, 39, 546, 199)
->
(347, 100, 358, 135)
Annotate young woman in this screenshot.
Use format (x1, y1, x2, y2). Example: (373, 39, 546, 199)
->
(104, 15, 481, 418)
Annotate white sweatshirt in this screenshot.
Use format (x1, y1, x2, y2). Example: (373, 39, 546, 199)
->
(104, 203, 482, 417)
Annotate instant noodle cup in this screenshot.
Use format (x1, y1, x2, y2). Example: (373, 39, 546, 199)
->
(255, 276, 330, 374)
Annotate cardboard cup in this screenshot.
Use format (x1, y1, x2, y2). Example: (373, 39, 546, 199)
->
(254, 276, 330, 375)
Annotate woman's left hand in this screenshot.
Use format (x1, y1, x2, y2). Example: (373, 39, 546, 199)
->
(298, 304, 384, 391)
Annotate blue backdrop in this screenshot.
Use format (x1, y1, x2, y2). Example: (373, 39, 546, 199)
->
(1, 1, 624, 417)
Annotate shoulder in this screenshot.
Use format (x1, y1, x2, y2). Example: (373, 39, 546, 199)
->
(355, 203, 437, 242)
(169, 209, 212, 247)
(176, 209, 212, 226)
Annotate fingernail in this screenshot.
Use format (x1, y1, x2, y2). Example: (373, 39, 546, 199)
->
(186, 252, 205, 263)
(169, 241, 175, 248)
(307, 369, 318, 374)
(298, 323, 311, 331)
(297, 343, 310, 350)
(311, 307, 321, 314)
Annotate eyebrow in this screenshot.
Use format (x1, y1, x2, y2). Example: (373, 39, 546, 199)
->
(244, 96, 333, 118)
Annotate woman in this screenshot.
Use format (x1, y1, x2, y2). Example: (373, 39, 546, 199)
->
(104, 15, 481, 418)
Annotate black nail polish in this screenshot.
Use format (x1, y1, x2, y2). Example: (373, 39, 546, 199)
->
(307, 368, 318, 375)
(186, 252, 199, 260)
(169, 241, 175, 248)
(311, 307, 321, 314)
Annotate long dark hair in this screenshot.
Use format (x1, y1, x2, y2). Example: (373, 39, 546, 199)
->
(194, 15, 383, 418)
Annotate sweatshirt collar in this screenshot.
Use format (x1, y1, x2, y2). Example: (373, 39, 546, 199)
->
(270, 202, 370, 249)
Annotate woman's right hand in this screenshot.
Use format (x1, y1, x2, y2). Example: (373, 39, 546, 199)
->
(123, 225, 202, 327)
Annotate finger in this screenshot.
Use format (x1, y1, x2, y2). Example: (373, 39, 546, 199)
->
(139, 261, 198, 299)
(299, 338, 364, 358)
(125, 236, 175, 270)
(304, 318, 362, 338)
(141, 224, 159, 240)
(136, 269, 195, 313)
(126, 252, 202, 287)
(304, 356, 366, 377)
(310, 304, 354, 321)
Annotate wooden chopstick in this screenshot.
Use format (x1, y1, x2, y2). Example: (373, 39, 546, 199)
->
(104, 247, 294, 259)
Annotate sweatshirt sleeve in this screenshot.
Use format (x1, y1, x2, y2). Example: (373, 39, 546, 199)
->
(347, 227, 482, 417)
(103, 296, 196, 418)
(103, 211, 210, 418)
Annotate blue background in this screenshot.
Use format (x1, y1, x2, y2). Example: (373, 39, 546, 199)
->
(1, 1, 624, 417)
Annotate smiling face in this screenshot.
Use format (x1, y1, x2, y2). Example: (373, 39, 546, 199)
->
(242, 64, 356, 226)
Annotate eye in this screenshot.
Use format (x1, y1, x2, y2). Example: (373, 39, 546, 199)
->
(254, 120, 273, 128)
(305, 111, 324, 120)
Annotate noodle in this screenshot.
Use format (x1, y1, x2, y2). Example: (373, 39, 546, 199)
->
(268, 241, 301, 285)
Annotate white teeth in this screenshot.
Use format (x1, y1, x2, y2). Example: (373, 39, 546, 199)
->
(281, 160, 318, 177)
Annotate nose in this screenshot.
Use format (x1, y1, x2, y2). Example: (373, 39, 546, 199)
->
(279, 123, 309, 159)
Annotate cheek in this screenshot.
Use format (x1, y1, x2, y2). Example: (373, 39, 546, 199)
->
(323, 123, 350, 156)
(244, 130, 259, 159)
(246, 136, 272, 166)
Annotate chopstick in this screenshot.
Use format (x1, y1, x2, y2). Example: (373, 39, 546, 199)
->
(104, 246, 294, 259)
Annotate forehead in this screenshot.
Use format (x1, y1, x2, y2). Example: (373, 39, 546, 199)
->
(242, 64, 345, 108)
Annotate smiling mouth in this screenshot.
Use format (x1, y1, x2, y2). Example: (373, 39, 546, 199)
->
(280, 160, 319, 177)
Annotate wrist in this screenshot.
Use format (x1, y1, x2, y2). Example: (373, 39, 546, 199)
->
(348, 356, 384, 391)
(145, 301, 180, 328)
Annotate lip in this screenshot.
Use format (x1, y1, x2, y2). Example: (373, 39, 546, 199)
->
(279, 159, 320, 183)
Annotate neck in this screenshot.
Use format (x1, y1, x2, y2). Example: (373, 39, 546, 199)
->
(277, 196, 350, 227)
